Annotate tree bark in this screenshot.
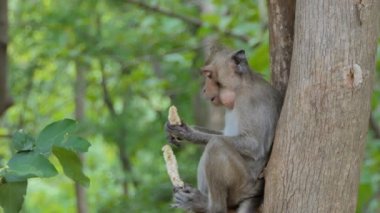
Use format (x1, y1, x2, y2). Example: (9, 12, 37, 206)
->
(264, 1, 380, 212)
(74, 62, 88, 213)
(0, 0, 12, 117)
(267, 0, 295, 96)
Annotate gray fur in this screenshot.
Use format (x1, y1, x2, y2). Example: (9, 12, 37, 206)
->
(166, 49, 282, 213)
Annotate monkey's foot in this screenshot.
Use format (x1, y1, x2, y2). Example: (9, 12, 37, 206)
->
(172, 185, 207, 212)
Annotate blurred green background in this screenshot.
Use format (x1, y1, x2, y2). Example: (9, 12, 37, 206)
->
(0, 0, 379, 212)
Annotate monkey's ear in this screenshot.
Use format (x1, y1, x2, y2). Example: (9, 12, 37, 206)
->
(231, 50, 249, 73)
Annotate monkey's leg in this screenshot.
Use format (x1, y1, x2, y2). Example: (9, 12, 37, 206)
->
(201, 138, 257, 213)
(236, 178, 264, 213)
(236, 196, 262, 213)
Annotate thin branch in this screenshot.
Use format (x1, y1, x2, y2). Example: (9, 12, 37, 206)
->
(369, 113, 380, 139)
(95, 11, 117, 117)
(268, 0, 296, 96)
(126, 0, 201, 26)
(99, 60, 117, 117)
(0, 0, 12, 117)
(0, 134, 11, 138)
(125, 0, 250, 42)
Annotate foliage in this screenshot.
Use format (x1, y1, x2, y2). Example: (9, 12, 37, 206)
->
(0, 0, 378, 212)
(357, 43, 380, 213)
(0, 119, 91, 212)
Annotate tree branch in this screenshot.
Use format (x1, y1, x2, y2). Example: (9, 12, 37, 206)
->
(268, 0, 296, 96)
(99, 60, 117, 117)
(0, 134, 11, 138)
(0, 0, 13, 117)
(126, 0, 201, 26)
(125, 0, 250, 42)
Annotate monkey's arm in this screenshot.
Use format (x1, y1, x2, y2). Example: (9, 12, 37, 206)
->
(193, 126, 222, 135)
(166, 123, 218, 145)
(167, 124, 266, 159)
(188, 132, 265, 160)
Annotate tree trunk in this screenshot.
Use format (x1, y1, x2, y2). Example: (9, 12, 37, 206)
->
(0, 0, 12, 117)
(267, 0, 295, 96)
(74, 62, 88, 213)
(264, 1, 380, 213)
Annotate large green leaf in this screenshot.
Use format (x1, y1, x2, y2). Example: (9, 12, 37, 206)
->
(35, 119, 77, 155)
(52, 146, 89, 187)
(0, 169, 30, 183)
(60, 136, 91, 153)
(7, 152, 58, 178)
(0, 181, 27, 213)
(12, 130, 35, 152)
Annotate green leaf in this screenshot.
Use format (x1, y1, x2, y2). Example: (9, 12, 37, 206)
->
(35, 119, 77, 155)
(52, 146, 89, 187)
(201, 14, 220, 26)
(0, 181, 27, 213)
(12, 130, 35, 152)
(357, 183, 373, 212)
(0, 169, 29, 183)
(60, 136, 91, 153)
(7, 152, 58, 178)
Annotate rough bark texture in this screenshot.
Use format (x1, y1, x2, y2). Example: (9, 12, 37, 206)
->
(74, 62, 88, 213)
(0, 0, 12, 117)
(264, 0, 380, 212)
(268, 0, 295, 96)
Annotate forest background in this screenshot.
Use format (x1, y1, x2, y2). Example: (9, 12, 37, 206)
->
(0, 0, 379, 212)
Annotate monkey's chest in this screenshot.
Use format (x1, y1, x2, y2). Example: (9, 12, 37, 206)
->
(223, 110, 239, 136)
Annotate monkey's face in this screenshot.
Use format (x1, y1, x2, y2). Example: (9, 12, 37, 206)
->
(201, 70, 222, 106)
(201, 64, 238, 109)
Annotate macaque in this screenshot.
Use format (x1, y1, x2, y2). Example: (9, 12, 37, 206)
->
(165, 46, 282, 213)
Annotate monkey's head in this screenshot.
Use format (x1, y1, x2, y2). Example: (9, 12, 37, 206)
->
(201, 49, 250, 109)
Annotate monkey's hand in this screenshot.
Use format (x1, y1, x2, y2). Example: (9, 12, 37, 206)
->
(165, 122, 193, 142)
(172, 185, 207, 212)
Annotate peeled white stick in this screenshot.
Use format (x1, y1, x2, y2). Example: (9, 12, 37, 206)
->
(168, 105, 181, 125)
(168, 105, 182, 144)
(162, 144, 184, 188)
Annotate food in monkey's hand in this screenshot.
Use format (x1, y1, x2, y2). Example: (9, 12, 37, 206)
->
(162, 144, 184, 188)
(167, 106, 182, 145)
(168, 105, 181, 125)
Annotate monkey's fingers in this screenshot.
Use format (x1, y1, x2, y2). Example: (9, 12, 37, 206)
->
(174, 188, 195, 203)
(166, 122, 190, 140)
(170, 203, 180, 209)
(173, 184, 191, 193)
(166, 134, 181, 147)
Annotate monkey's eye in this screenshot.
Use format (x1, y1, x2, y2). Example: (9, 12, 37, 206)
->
(202, 70, 212, 79)
(216, 81, 222, 87)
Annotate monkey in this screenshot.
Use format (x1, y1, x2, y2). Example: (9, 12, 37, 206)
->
(165, 46, 283, 213)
